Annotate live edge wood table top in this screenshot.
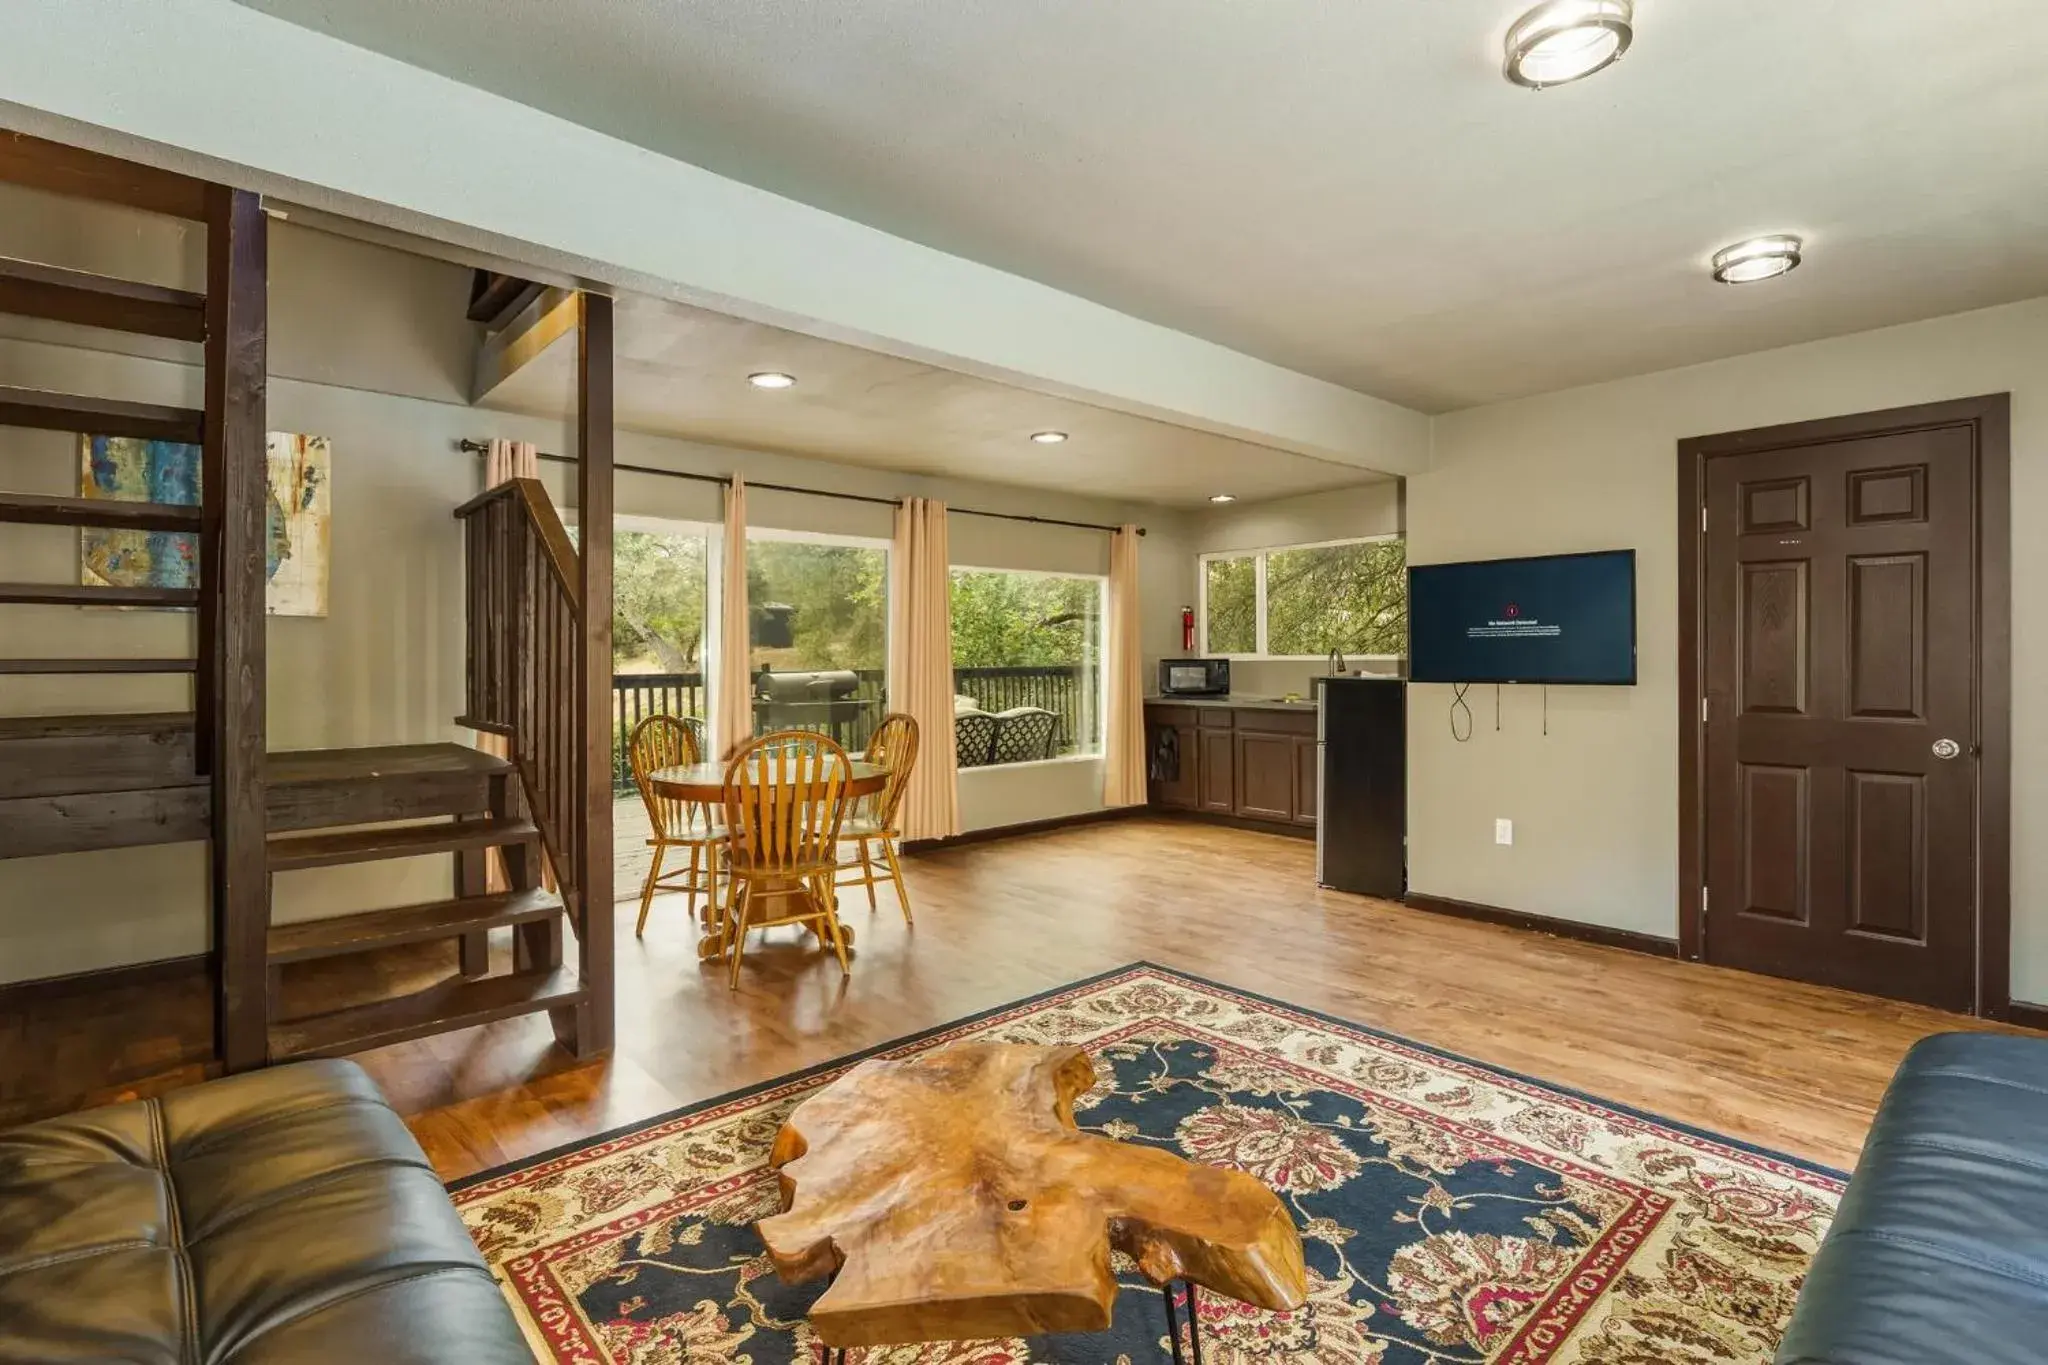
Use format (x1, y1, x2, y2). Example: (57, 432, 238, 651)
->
(756, 1041, 1308, 1350)
(646, 758, 887, 803)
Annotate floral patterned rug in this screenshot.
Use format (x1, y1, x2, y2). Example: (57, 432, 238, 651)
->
(453, 964, 1844, 1363)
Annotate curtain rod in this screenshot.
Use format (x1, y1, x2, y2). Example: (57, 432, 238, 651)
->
(457, 439, 1145, 536)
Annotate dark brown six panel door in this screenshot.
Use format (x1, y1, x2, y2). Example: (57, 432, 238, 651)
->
(1702, 423, 1978, 1011)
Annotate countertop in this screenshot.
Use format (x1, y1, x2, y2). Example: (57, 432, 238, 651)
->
(1144, 694, 1318, 712)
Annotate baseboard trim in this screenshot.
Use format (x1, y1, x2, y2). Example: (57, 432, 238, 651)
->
(2006, 1001, 2048, 1031)
(1402, 893, 1680, 959)
(1144, 808, 1316, 841)
(903, 805, 1141, 854)
(0, 953, 211, 1009)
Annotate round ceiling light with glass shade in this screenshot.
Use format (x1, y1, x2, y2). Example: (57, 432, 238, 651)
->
(1503, 0, 1634, 89)
(1030, 430, 1069, 444)
(1711, 235, 1804, 284)
(747, 371, 797, 389)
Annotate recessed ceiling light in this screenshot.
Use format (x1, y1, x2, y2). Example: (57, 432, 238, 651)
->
(747, 371, 797, 389)
(1504, 0, 1633, 89)
(1030, 430, 1069, 444)
(1209, 493, 1237, 504)
(1711, 235, 1803, 284)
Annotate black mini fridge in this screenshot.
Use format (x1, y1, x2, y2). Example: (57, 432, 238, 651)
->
(1316, 677, 1406, 897)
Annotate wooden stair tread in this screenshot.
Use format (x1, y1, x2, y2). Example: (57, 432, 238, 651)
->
(0, 658, 195, 674)
(0, 711, 192, 742)
(267, 889, 564, 964)
(266, 742, 512, 786)
(0, 386, 205, 444)
(0, 257, 207, 341)
(0, 581, 199, 608)
(269, 965, 584, 1061)
(267, 818, 539, 872)
(0, 492, 201, 531)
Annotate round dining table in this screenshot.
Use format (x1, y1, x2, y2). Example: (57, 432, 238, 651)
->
(647, 758, 888, 962)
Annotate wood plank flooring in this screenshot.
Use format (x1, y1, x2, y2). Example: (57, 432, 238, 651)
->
(4, 817, 2032, 1177)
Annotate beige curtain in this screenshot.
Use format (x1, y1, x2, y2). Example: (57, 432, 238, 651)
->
(887, 497, 960, 841)
(1102, 524, 1147, 807)
(716, 477, 753, 758)
(478, 441, 543, 891)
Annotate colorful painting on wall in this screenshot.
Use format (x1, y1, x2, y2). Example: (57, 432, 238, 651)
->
(79, 432, 333, 617)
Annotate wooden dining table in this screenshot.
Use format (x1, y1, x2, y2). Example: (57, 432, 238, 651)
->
(647, 758, 888, 963)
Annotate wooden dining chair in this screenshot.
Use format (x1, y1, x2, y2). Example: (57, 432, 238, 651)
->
(628, 714, 724, 937)
(718, 729, 857, 988)
(839, 712, 919, 923)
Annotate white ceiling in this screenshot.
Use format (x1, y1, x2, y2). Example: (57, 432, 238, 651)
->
(234, 0, 2048, 413)
(481, 292, 1379, 509)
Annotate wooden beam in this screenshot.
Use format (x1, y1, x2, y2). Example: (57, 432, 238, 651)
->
(203, 186, 270, 1074)
(568, 290, 617, 1058)
(0, 131, 210, 222)
(466, 269, 547, 329)
(0, 257, 206, 340)
(0, 386, 205, 443)
(471, 287, 578, 403)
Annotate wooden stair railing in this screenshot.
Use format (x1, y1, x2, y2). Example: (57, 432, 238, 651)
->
(453, 474, 601, 1056)
(455, 476, 585, 916)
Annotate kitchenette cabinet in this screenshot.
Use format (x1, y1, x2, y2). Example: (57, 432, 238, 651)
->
(1145, 700, 1317, 836)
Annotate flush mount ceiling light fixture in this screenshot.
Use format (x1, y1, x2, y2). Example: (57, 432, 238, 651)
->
(1030, 430, 1069, 444)
(1504, 0, 1634, 89)
(747, 371, 797, 389)
(1711, 235, 1803, 283)
(1208, 493, 1237, 503)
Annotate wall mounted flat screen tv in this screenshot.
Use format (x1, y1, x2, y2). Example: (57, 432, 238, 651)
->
(1407, 550, 1637, 685)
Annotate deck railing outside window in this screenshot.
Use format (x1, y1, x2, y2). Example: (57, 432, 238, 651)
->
(610, 664, 1098, 792)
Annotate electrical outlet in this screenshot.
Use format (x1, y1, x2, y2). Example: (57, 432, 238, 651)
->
(1494, 818, 1514, 846)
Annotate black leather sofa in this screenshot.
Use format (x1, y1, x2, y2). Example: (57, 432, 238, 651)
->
(1776, 1031, 2048, 1365)
(0, 1059, 531, 1363)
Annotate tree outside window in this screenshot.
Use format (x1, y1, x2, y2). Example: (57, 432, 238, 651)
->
(1200, 537, 1407, 658)
(950, 569, 1104, 761)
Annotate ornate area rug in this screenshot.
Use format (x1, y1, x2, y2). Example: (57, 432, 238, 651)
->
(452, 965, 1844, 1364)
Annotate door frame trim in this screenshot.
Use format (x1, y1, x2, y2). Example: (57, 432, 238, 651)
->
(1676, 394, 2011, 1017)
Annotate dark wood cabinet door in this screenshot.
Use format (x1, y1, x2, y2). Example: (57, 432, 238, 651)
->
(1703, 422, 1979, 1011)
(1291, 736, 1318, 826)
(1234, 731, 1295, 822)
(1198, 728, 1236, 813)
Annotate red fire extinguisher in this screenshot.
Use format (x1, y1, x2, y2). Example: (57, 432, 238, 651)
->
(1181, 605, 1195, 652)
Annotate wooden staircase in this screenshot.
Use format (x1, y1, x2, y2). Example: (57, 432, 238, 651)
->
(262, 742, 582, 1061)
(0, 132, 615, 1074)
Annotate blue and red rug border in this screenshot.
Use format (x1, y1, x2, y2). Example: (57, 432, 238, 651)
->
(445, 960, 1850, 1193)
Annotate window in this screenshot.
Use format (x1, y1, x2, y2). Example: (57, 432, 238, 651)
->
(1200, 536, 1406, 659)
(610, 522, 712, 791)
(949, 568, 1105, 765)
(746, 531, 889, 748)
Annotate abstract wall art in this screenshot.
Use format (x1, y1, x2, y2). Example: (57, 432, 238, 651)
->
(79, 432, 333, 617)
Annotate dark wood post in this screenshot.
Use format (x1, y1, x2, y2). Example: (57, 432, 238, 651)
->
(204, 187, 270, 1072)
(561, 291, 615, 1056)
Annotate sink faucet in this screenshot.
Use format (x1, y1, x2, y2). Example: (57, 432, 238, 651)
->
(1328, 647, 1346, 677)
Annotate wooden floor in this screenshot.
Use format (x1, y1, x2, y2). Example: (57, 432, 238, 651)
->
(4, 816, 2031, 1176)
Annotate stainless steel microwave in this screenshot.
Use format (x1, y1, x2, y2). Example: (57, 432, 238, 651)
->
(1158, 658, 1230, 697)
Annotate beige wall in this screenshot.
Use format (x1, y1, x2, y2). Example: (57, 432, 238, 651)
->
(0, 211, 1195, 982)
(1190, 481, 1404, 697)
(1407, 295, 2048, 1005)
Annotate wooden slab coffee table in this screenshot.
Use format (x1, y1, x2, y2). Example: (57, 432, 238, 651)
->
(757, 1042, 1308, 1358)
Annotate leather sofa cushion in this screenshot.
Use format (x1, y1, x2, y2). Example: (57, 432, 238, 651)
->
(0, 1059, 531, 1363)
(1775, 1031, 2048, 1365)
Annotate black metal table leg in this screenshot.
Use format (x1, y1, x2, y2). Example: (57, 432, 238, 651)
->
(1161, 1279, 1204, 1363)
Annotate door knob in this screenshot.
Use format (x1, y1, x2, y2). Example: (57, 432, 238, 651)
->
(1932, 738, 1962, 760)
